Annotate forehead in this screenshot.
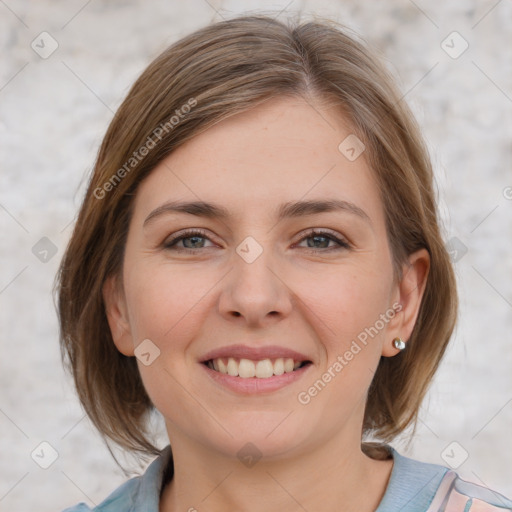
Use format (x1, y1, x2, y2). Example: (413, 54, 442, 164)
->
(132, 96, 383, 225)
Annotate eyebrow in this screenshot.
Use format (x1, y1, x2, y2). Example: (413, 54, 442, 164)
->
(143, 198, 372, 228)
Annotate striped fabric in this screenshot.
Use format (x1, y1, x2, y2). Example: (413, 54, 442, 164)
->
(426, 471, 512, 511)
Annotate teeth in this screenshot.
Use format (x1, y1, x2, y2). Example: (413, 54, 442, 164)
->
(218, 358, 227, 374)
(239, 358, 256, 378)
(227, 357, 239, 377)
(255, 359, 273, 378)
(273, 358, 284, 376)
(208, 357, 306, 378)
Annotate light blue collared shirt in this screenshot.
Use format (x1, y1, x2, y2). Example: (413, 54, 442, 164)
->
(62, 445, 512, 511)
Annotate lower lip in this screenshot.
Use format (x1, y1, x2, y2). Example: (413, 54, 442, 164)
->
(201, 363, 312, 394)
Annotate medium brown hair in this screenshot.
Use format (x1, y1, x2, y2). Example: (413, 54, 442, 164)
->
(55, 14, 458, 457)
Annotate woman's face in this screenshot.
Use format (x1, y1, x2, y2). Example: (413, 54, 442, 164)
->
(104, 95, 428, 460)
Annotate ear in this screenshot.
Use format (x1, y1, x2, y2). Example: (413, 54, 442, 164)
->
(102, 275, 135, 356)
(382, 248, 430, 357)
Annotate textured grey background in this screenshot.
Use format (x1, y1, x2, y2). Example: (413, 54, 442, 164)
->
(1, 1, 511, 510)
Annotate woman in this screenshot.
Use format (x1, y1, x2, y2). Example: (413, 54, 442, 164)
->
(57, 14, 512, 512)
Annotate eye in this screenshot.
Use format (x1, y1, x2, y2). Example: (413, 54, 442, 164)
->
(162, 228, 351, 254)
(294, 229, 351, 252)
(163, 229, 215, 252)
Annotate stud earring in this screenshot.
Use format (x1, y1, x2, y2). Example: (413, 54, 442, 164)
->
(393, 337, 406, 351)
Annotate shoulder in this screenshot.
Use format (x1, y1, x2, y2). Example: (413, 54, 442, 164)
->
(376, 447, 450, 511)
(60, 447, 173, 512)
(378, 447, 512, 512)
(60, 476, 140, 512)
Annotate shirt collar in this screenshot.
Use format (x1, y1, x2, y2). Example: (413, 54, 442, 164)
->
(375, 446, 448, 511)
(132, 445, 173, 511)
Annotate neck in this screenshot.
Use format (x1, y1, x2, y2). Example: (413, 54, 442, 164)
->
(159, 431, 393, 512)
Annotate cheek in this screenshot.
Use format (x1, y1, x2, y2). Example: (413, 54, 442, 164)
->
(288, 266, 394, 438)
(302, 264, 393, 394)
(304, 264, 393, 344)
(123, 259, 212, 344)
(122, 262, 213, 412)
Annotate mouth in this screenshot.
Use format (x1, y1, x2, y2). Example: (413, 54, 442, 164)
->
(202, 357, 313, 379)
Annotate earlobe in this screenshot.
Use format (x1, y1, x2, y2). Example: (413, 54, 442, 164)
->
(102, 275, 135, 356)
(382, 248, 430, 357)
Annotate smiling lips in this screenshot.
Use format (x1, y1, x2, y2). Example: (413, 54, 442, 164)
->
(200, 344, 312, 380)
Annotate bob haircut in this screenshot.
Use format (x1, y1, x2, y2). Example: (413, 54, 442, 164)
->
(55, 14, 458, 458)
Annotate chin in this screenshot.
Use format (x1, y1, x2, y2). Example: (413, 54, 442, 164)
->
(204, 412, 311, 461)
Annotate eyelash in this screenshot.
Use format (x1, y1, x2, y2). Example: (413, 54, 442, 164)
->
(162, 228, 351, 254)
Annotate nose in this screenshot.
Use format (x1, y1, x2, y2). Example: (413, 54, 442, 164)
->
(218, 242, 293, 328)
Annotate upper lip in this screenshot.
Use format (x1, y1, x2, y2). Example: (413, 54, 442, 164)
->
(200, 344, 312, 363)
